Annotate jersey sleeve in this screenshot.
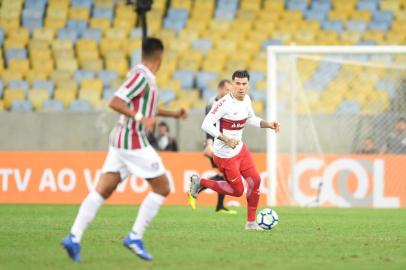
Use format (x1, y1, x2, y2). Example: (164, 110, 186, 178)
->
(201, 97, 228, 139)
(246, 96, 263, 128)
(115, 71, 148, 102)
(205, 99, 215, 141)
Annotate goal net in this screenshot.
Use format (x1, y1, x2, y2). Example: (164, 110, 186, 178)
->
(266, 46, 406, 208)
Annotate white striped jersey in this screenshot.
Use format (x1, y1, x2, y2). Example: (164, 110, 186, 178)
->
(109, 64, 158, 150)
(201, 93, 262, 158)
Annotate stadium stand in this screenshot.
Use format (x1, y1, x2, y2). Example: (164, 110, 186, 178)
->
(0, 0, 405, 113)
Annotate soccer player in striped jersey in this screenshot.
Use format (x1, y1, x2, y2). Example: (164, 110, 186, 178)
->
(190, 70, 280, 230)
(62, 38, 187, 262)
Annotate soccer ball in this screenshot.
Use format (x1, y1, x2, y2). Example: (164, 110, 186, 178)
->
(256, 208, 279, 230)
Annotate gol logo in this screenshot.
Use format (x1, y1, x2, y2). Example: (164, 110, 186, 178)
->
(291, 158, 400, 208)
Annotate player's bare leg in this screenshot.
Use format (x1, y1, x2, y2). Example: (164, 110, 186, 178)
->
(62, 172, 121, 261)
(124, 174, 170, 261)
(95, 172, 122, 198)
(148, 174, 171, 196)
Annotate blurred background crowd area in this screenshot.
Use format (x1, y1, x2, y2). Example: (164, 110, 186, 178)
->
(0, 0, 405, 116)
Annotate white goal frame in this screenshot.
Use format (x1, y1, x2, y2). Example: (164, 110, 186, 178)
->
(266, 46, 406, 206)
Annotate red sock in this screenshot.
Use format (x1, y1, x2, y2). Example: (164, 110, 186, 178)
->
(242, 168, 261, 222)
(200, 178, 244, 197)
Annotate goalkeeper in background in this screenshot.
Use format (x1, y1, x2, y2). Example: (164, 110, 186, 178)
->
(188, 79, 237, 214)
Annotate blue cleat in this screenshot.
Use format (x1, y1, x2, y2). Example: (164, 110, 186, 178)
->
(123, 235, 153, 261)
(61, 234, 81, 262)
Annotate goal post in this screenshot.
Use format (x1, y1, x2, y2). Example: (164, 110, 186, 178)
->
(266, 46, 406, 207)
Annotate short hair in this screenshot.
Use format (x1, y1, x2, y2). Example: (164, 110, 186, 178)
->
(232, 70, 250, 81)
(142, 37, 164, 59)
(398, 117, 406, 123)
(217, 79, 231, 89)
(158, 121, 169, 131)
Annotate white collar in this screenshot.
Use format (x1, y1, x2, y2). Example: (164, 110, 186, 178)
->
(135, 63, 156, 82)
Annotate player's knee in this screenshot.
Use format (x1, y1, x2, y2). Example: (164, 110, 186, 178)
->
(253, 174, 261, 187)
(95, 172, 121, 199)
(97, 189, 112, 199)
(159, 186, 171, 197)
(234, 184, 244, 197)
(152, 184, 170, 197)
(235, 189, 244, 197)
(149, 175, 171, 197)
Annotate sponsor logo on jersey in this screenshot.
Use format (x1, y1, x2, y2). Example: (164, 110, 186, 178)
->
(211, 99, 225, 114)
(231, 122, 246, 129)
(220, 118, 248, 130)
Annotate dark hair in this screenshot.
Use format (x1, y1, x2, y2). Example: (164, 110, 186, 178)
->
(217, 79, 231, 89)
(232, 70, 250, 81)
(158, 121, 169, 131)
(142, 37, 164, 59)
(398, 117, 406, 123)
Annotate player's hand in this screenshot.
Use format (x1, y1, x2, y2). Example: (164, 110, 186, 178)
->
(140, 117, 156, 132)
(226, 139, 240, 149)
(270, 121, 280, 133)
(203, 143, 213, 158)
(176, 108, 188, 119)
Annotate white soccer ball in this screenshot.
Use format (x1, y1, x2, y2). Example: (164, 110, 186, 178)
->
(256, 208, 279, 230)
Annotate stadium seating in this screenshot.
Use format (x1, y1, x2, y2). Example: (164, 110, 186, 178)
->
(0, 0, 405, 113)
(3, 89, 26, 110)
(41, 99, 64, 111)
(69, 99, 92, 111)
(11, 99, 33, 112)
(28, 89, 50, 111)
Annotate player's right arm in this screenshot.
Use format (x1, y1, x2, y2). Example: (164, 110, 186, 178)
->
(109, 71, 155, 131)
(201, 97, 239, 149)
(203, 101, 215, 157)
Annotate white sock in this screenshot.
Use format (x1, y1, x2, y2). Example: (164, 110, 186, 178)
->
(70, 191, 104, 243)
(131, 192, 166, 238)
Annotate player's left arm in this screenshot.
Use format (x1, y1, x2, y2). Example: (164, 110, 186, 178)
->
(109, 96, 156, 132)
(260, 120, 280, 132)
(157, 108, 188, 119)
(247, 97, 280, 132)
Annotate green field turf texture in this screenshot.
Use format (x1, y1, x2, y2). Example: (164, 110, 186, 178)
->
(0, 205, 405, 270)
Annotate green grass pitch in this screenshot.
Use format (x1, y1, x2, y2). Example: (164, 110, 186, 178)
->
(0, 205, 405, 270)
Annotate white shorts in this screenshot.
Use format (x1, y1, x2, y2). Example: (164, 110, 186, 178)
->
(102, 145, 166, 180)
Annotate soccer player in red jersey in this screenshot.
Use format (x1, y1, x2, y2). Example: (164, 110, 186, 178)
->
(190, 70, 280, 230)
(61, 38, 187, 262)
(188, 79, 237, 214)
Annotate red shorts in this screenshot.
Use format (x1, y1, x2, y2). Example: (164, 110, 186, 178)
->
(213, 144, 255, 183)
